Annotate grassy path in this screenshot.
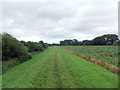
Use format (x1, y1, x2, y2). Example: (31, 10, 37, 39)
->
(2, 47, 118, 88)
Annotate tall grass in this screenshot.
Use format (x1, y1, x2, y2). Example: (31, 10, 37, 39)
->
(63, 46, 119, 67)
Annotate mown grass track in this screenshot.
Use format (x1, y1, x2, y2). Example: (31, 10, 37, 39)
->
(2, 47, 118, 88)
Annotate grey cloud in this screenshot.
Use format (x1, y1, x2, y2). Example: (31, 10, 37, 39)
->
(1, 0, 118, 43)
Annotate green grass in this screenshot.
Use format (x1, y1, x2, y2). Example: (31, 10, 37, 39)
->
(2, 51, 41, 73)
(2, 47, 118, 88)
(63, 46, 119, 67)
(2, 58, 20, 73)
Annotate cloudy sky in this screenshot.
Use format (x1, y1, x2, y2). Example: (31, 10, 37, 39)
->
(0, 0, 119, 43)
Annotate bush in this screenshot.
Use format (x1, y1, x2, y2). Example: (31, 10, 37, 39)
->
(2, 33, 31, 62)
(21, 41, 45, 52)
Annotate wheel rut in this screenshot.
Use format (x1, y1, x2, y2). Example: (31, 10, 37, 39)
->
(52, 48, 63, 88)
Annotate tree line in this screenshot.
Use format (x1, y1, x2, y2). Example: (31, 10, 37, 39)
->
(50, 34, 119, 46)
(2, 33, 48, 62)
(1, 33, 119, 62)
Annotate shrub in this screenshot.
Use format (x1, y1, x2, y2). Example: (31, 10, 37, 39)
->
(2, 33, 31, 61)
(21, 41, 45, 52)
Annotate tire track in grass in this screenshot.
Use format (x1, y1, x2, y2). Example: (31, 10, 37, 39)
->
(57, 54, 77, 88)
(31, 47, 77, 88)
(52, 47, 76, 88)
(30, 47, 63, 88)
(52, 48, 63, 88)
(30, 47, 64, 88)
(30, 48, 55, 88)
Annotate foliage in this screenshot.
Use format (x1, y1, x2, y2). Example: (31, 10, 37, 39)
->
(39, 41, 48, 48)
(92, 34, 118, 45)
(2, 58, 19, 73)
(59, 34, 119, 46)
(2, 33, 48, 72)
(21, 41, 48, 52)
(113, 40, 120, 46)
(2, 33, 31, 62)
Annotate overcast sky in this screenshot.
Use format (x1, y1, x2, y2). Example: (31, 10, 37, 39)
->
(0, 0, 119, 43)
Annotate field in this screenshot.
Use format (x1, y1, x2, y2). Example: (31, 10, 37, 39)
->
(2, 47, 118, 88)
(62, 46, 119, 67)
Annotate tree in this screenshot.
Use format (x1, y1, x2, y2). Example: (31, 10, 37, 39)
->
(39, 41, 48, 49)
(106, 42, 112, 45)
(82, 40, 92, 45)
(60, 39, 74, 46)
(103, 34, 119, 44)
(73, 39, 78, 45)
(60, 41, 64, 46)
(78, 41, 83, 45)
(21, 41, 45, 52)
(113, 40, 120, 46)
(2, 33, 31, 61)
(92, 34, 119, 45)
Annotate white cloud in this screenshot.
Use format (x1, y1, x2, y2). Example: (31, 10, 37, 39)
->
(0, 0, 119, 43)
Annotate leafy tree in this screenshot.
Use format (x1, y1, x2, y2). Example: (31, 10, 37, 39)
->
(78, 41, 83, 45)
(92, 34, 119, 45)
(58, 34, 119, 46)
(106, 42, 112, 45)
(60, 41, 64, 45)
(39, 41, 47, 49)
(113, 40, 120, 46)
(21, 41, 47, 52)
(60, 40, 74, 46)
(73, 39, 78, 45)
(82, 40, 92, 45)
(103, 34, 119, 44)
(2, 33, 31, 61)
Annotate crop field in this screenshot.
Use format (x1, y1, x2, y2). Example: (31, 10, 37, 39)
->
(2, 47, 118, 88)
(62, 46, 119, 67)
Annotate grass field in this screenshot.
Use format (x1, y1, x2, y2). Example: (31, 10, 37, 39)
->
(2, 47, 118, 88)
(62, 46, 119, 67)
